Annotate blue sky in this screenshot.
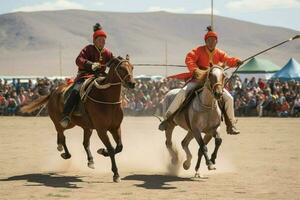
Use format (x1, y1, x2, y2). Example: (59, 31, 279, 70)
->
(0, 0, 299, 31)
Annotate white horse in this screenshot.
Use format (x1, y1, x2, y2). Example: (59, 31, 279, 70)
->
(162, 65, 226, 177)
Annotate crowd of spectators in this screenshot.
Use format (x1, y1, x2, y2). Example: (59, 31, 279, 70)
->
(122, 78, 184, 115)
(0, 75, 299, 117)
(0, 78, 64, 116)
(228, 76, 300, 117)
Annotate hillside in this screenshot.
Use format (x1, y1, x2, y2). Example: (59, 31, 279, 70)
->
(0, 10, 299, 76)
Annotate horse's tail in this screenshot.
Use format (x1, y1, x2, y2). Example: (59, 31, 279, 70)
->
(21, 94, 51, 113)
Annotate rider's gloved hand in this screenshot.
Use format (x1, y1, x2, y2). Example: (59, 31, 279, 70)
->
(193, 68, 208, 80)
(236, 60, 244, 66)
(91, 62, 101, 71)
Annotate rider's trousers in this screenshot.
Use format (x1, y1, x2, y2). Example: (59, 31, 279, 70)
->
(164, 81, 198, 118)
(164, 82, 236, 126)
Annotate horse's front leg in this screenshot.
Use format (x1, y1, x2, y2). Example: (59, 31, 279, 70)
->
(210, 128, 222, 165)
(96, 128, 120, 183)
(97, 127, 123, 156)
(110, 127, 123, 154)
(194, 134, 213, 177)
(193, 128, 215, 172)
(83, 128, 94, 169)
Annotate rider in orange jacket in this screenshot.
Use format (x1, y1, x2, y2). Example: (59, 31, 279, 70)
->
(159, 26, 243, 134)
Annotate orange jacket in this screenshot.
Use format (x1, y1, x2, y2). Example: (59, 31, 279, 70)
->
(167, 45, 240, 81)
(186, 45, 240, 73)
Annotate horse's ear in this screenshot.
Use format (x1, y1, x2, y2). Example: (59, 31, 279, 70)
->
(126, 54, 130, 61)
(106, 58, 114, 67)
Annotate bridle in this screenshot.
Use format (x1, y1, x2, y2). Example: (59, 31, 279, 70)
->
(205, 65, 225, 94)
(85, 57, 133, 105)
(92, 57, 132, 89)
(197, 65, 225, 110)
(113, 57, 132, 85)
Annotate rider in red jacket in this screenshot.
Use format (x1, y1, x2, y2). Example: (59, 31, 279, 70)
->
(60, 23, 113, 128)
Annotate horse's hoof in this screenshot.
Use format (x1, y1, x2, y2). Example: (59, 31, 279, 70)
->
(57, 145, 63, 152)
(211, 159, 216, 165)
(97, 148, 105, 155)
(194, 172, 201, 178)
(97, 148, 103, 153)
(113, 175, 120, 183)
(183, 160, 191, 170)
(88, 162, 95, 169)
(61, 153, 71, 159)
(97, 148, 109, 157)
(193, 173, 207, 179)
(208, 164, 216, 170)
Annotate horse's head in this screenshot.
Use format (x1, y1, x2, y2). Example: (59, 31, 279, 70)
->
(106, 56, 136, 89)
(206, 65, 225, 100)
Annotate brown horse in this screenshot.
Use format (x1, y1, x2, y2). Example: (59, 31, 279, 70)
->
(21, 56, 135, 182)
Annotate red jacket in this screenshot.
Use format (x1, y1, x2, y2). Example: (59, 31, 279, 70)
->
(75, 45, 113, 80)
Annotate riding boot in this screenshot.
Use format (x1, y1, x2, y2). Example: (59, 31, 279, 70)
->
(60, 90, 80, 128)
(223, 110, 240, 135)
(158, 111, 176, 131)
(222, 89, 240, 135)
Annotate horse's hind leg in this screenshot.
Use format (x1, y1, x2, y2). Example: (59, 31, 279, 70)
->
(210, 130, 222, 165)
(96, 128, 120, 183)
(165, 125, 178, 164)
(83, 128, 94, 169)
(181, 131, 193, 170)
(56, 127, 71, 159)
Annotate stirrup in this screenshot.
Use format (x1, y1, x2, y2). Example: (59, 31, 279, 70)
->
(60, 116, 71, 128)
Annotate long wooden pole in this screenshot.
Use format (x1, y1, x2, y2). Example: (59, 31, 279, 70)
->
(226, 34, 300, 85)
(211, 0, 214, 29)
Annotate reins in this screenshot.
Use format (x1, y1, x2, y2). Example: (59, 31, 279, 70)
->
(85, 57, 130, 105)
(205, 65, 225, 94)
(199, 66, 225, 110)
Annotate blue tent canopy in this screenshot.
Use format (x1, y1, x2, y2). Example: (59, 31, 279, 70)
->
(271, 58, 300, 81)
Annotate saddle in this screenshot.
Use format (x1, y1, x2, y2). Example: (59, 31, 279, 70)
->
(62, 77, 98, 116)
(172, 83, 225, 121)
(177, 84, 204, 114)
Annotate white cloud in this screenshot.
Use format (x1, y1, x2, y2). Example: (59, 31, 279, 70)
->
(227, 0, 300, 12)
(146, 6, 186, 13)
(194, 8, 220, 15)
(12, 0, 86, 12)
(95, 2, 104, 6)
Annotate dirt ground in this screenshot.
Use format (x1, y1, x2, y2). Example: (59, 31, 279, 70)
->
(0, 116, 299, 200)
